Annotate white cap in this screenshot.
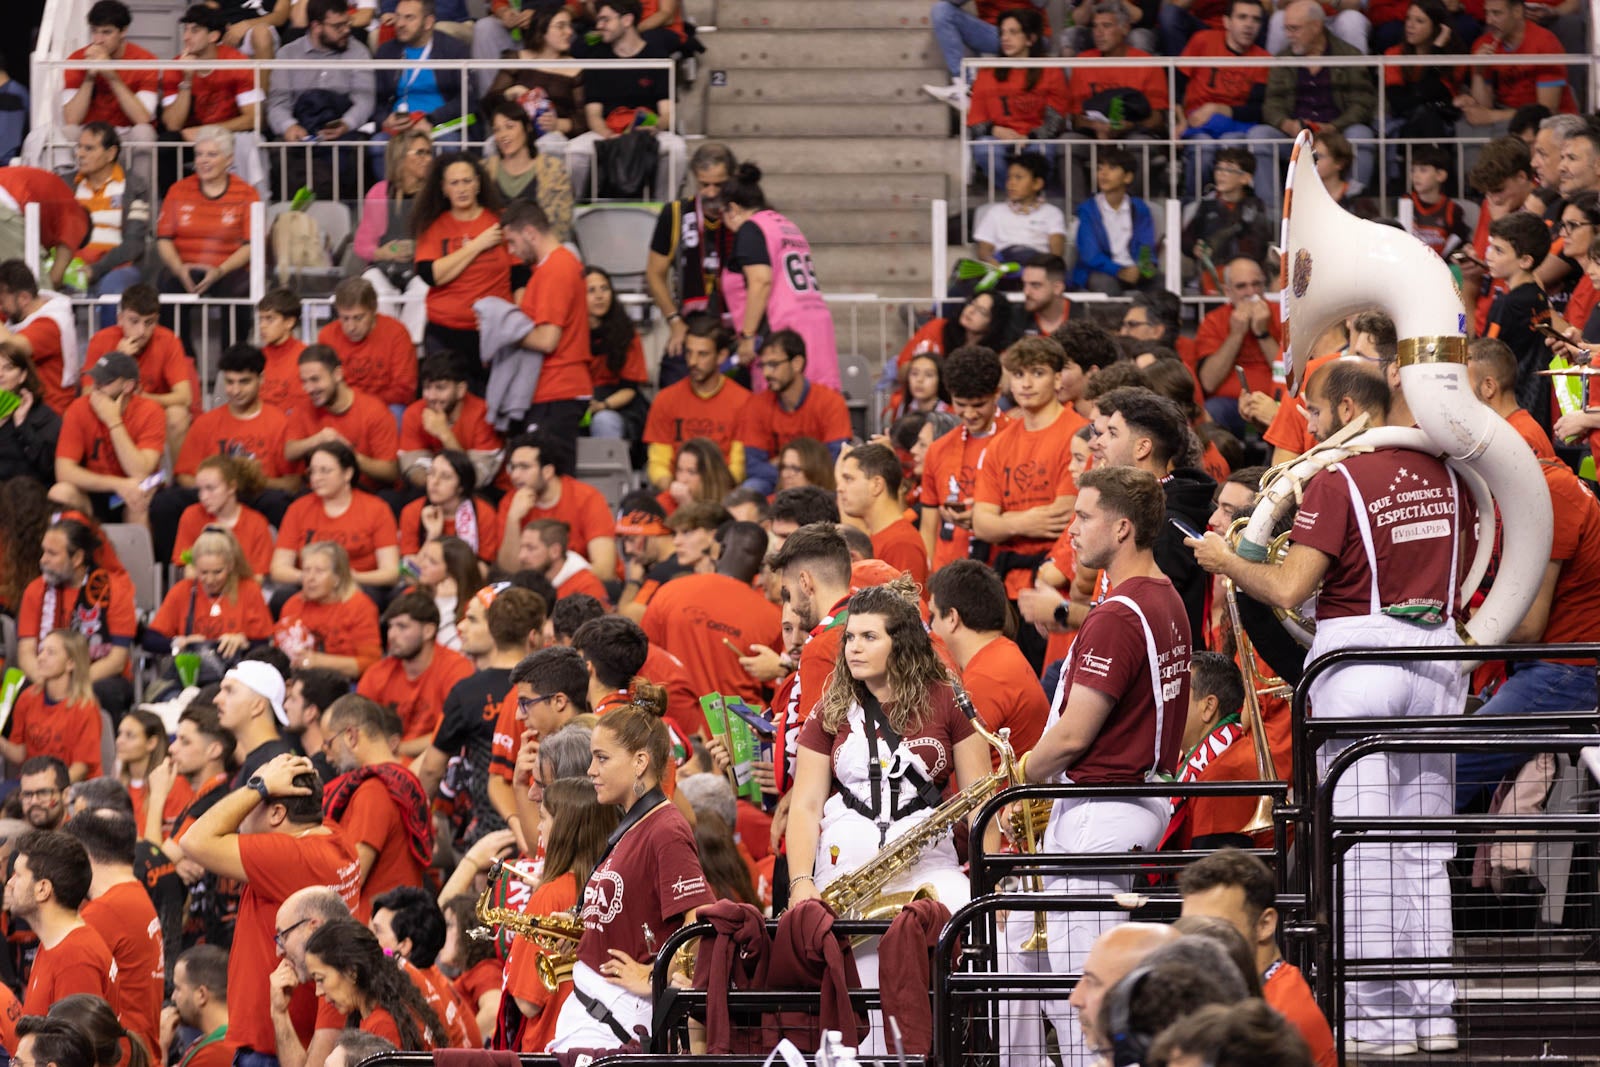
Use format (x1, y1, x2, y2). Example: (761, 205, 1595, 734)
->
(225, 661, 288, 726)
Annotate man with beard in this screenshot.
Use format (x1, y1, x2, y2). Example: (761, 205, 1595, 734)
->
(264, 0, 374, 199)
(371, 0, 474, 171)
(16, 758, 69, 831)
(321, 694, 431, 914)
(7, 830, 115, 1015)
(836, 443, 929, 586)
(283, 345, 400, 489)
(646, 145, 739, 371)
(167, 945, 232, 1067)
(16, 519, 137, 718)
(644, 314, 750, 487)
(49, 351, 165, 528)
(316, 278, 419, 410)
(1190, 256, 1283, 435)
(513, 520, 612, 606)
(283, 668, 344, 781)
(496, 432, 617, 579)
(734, 330, 852, 495)
(356, 593, 473, 757)
(267, 886, 356, 1067)
(398, 352, 503, 492)
(501, 200, 593, 444)
(1019, 254, 1071, 337)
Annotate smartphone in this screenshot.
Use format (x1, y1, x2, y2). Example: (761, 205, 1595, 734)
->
(1535, 322, 1568, 342)
(1235, 367, 1250, 393)
(1452, 249, 1488, 270)
(1169, 516, 1204, 541)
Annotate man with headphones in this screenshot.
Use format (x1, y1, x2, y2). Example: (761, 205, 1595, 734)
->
(1097, 939, 1252, 1067)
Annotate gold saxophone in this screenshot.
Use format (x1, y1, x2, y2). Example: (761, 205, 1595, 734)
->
(469, 858, 583, 991)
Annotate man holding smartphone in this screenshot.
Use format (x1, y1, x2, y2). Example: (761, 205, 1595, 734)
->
(1188, 256, 1284, 436)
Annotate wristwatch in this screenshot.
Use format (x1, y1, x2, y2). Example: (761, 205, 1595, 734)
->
(245, 775, 271, 802)
(1053, 601, 1070, 630)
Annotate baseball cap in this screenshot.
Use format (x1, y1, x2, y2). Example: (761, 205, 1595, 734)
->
(616, 510, 671, 537)
(224, 661, 288, 726)
(88, 353, 140, 386)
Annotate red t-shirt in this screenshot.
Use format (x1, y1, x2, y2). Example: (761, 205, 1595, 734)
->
(86, 325, 200, 413)
(1264, 962, 1338, 1067)
(17, 571, 138, 674)
(922, 421, 1002, 571)
(556, 565, 611, 606)
(9, 690, 102, 776)
(160, 45, 259, 125)
(337, 774, 427, 915)
(641, 572, 782, 706)
(870, 518, 929, 587)
(1179, 31, 1269, 112)
(644, 377, 751, 459)
(1536, 459, 1600, 653)
(285, 389, 400, 480)
(277, 592, 384, 674)
(18, 308, 71, 415)
(518, 245, 593, 404)
(221, 829, 362, 1054)
(504, 872, 577, 1051)
(356, 645, 475, 741)
(57, 394, 167, 478)
(1056, 575, 1190, 783)
(1190, 303, 1283, 400)
(261, 338, 310, 414)
(416, 210, 514, 331)
(317, 315, 418, 407)
(64, 42, 160, 125)
(22, 924, 115, 1017)
(397, 496, 501, 562)
(176, 404, 293, 479)
(276, 490, 399, 574)
(735, 383, 853, 457)
(1469, 23, 1577, 112)
(495, 476, 614, 560)
(151, 578, 275, 642)
(577, 803, 715, 970)
(962, 637, 1050, 765)
(591, 333, 648, 390)
(1292, 448, 1466, 624)
(398, 393, 502, 455)
(967, 68, 1070, 136)
(1064, 48, 1170, 115)
(972, 406, 1086, 596)
(81, 881, 163, 1064)
(409, 962, 479, 1049)
(1507, 408, 1556, 460)
(174, 505, 276, 574)
(156, 174, 260, 267)
(0, 169, 90, 263)
(641, 641, 702, 745)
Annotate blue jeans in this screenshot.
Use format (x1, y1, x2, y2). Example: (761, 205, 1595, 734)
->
(233, 1050, 280, 1067)
(931, 0, 999, 78)
(1158, 3, 1206, 55)
(90, 263, 143, 330)
(1454, 660, 1599, 811)
(970, 135, 1058, 186)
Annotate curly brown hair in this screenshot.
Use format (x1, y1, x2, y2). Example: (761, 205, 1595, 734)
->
(816, 581, 954, 736)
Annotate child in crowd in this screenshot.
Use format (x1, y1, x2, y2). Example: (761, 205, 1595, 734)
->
(1407, 146, 1471, 261)
(1181, 146, 1274, 294)
(972, 152, 1068, 272)
(1484, 211, 1555, 430)
(1071, 147, 1159, 294)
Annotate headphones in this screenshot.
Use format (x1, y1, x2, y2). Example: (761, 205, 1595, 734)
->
(1104, 965, 1158, 1067)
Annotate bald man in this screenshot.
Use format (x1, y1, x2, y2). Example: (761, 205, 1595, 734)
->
(1065, 922, 1179, 1063)
(270, 886, 354, 1067)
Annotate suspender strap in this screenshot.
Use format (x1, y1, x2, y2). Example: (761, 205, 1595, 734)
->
(1102, 594, 1168, 775)
(572, 985, 635, 1045)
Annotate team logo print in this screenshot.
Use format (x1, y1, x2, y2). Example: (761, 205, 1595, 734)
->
(583, 870, 625, 923)
(1292, 249, 1313, 299)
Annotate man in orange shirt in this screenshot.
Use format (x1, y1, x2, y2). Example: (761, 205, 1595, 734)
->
(5, 830, 115, 1016)
(83, 284, 198, 460)
(502, 199, 592, 443)
(398, 352, 503, 493)
(644, 314, 750, 488)
(317, 277, 418, 411)
(512, 519, 613, 607)
(643, 521, 782, 707)
(1189, 256, 1283, 435)
(921, 345, 1003, 570)
(1064, 6, 1169, 141)
(496, 432, 617, 579)
(928, 560, 1049, 762)
(835, 442, 928, 587)
(356, 591, 474, 757)
(735, 330, 853, 494)
(1469, 337, 1556, 459)
(1180, 849, 1338, 1066)
(65, 812, 163, 1065)
(170, 945, 234, 1067)
(256, 288, 310, 414)
(50, 351, 164, 527)
(322, 695, 432, 916)
(0, 260, 80, 415)
(284, 344, 401, 488)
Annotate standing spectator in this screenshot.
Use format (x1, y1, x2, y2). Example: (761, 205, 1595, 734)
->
(358, 130, 433, 343)
(64, 124, 150, 318)
(1071, 147, 1160, 293)
(0, 169, 92, 276)
(272, 441, 401, 590)
(564, 0, 686, 201)
(920, 345, 1004, 570)
(966, 13, 1068, 185)
(1455, 0, 1575, 135)
(357, 592, 474, 752)
(398, 352, 503, 494)
(1177, 0, 1269, 195)
(0, 346, 63, 486)
(284, 346, 403, 489)
(264, 0, 375, 200)
(6, 831, 115, 1014)
(1063, 3, 1169, 143)
(372, 0, 475, 180)
(56, 1, 159, 149)
(0, 260, 80, 416)
(83, 285, 199, 462)
(645, 144, 737, 365)
(166, 946, 232, 1067)
(397, 451, 500, 563)
(643, 315, 749, 488)
(316, 278, 419, 411)
(971, 153, 1069, 265)
(154, 126, 258, 332)
(1182, 148, 1273, 291)
(501, 199, 593, 443)
(1484, 211, 1555, 428)
(414, 152, 512, 377)
(276, 541, 384, 677)
(922, 0, 1051, 108)
(836, 443, 930, 585)
(1248, 0, 1378, 209)
(733, 330, 852, 495)
(158, 5, 264, 194)
(584, 266, 650, 443)
(1188, 256, 1283, 433)
(1461, 137, 1536, 333)
(0, 630, 103, 780)
(483, 7, 585, 169)
(495, 432, 617, 578)
(483, 101, 574, 243)
(49, 352, 164, 527)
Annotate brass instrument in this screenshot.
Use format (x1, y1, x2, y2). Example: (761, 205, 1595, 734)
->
(1221, 518, 1292, 838)
(469, 858, 583, 991)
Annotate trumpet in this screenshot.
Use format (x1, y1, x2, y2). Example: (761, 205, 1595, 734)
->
(469, 858, 583, 991)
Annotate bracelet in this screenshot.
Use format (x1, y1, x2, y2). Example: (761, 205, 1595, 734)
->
(666, 312, 683, 323)
(789, 874, 815, 889)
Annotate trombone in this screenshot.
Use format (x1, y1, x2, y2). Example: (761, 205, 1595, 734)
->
(1222, 519, 1292, 838)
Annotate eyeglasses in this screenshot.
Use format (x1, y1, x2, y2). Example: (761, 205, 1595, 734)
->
(518, 694, 558, 715)
(1560, 219, 1594, 233)
(756, 359, 791, 373)
(274, 917, 311, 949)
(19, 789, 60, 802)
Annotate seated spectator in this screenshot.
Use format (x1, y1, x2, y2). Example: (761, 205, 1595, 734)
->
(274, 441, 401, 590)
(398, 451, 501, 562)
(1071, 147, 1160, 293)
(485, 100, 574, 243)
(1456, 0, 1576, 134)
(154, 126, 258, 321)
(1557, 121, 1600, 200)
(277, 541, 384, 676)
(0, 629, 103, 780)
(495, 432, 617, 578)
(922, 0, 1050, 109)
(256, 287, 310, 413)
(372, 0, 476, 179)
(1020, 253, 1072, 334)
(661, 436, 735, 517)
(56, 1, 159, 149)
(285, 344, 402, 489)
(615, 501, 679, 620)
(301, 920, 443, 1049)
(0, 71, 27, 166)
(368, 888, 482, 1050)
(410, 536, 482, 650)
(483, 7, 584, 173)
(661, 499, 728, 581)
(514, 519, 612, 605)
(971, 153, 1068, 267)
(146, 527, 274, 673)
(1382, 0, 1462, 142)
(0, 169, 91, 276)
(413, 152, 512, 377)
(1311, 127, 1375, 214)
(317, 277, 419, 411)
(63, 124, 150, 319)
(0, 260, 80, 416)
(1063, 3, 1168, 143)
(1182, 147, 1274, 292)
(158, 5, 265, 193)
(265, 0, 375, 201)
(84, 285, 198, 462)
(777, 437, 837, 493)
(734, 331, 852, 494)
(584, 266, 650, 442)
(172, 455, 277, 577)
(642, 314, 749, 488)
(399, 351, 503, 493)
(1172, 0, 1267, 143)
(564, 0, 687, 201)
(1267, 0, 1370, 51)
(357, 593, 474, 753)
(50, 352, 163, 527)
(885, 352, 951, 422)
(0, 345, 63, 486)
(359, 130, 434, 344)
(891, 293, 1017, 398)
(1405, 145, 1471, 259)
(1189, 256, 1282, 433)
(1248, 0, 1377, 209)
(966, 17, 1067, 184)
(1151, 1001, 1317, 1067)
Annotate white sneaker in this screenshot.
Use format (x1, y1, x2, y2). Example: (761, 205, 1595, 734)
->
(1418, 1035, 1459, 1052)
(922, 79, 966, 108)
(1345, 1037, 1420, 1058)
(1416, 1021, 1459, 1053)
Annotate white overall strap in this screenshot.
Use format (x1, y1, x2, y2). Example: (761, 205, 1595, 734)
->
(1103, 594, 1166, 773)
(1444, 465, 1461, 616)
(1333, 462, 1383, 614)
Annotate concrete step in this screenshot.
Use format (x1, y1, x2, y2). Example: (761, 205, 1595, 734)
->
(684, 0, 717, 27)
(761, 171, 949, 208)
(708, 101, 948, 139)
(786, 208, 931, 245)
(724, 137, 961, 176)
(707, 67, 940, 107)
(813, 243, 935, 289)
(703, 29, 942, 70)
(720, 0, 933, 31)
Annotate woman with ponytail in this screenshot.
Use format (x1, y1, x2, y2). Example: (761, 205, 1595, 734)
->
(50, 995, 152, 1067)
(303, 921, 446, 1050)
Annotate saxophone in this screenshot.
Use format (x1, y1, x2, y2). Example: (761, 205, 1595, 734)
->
(469, 858, 583, 991)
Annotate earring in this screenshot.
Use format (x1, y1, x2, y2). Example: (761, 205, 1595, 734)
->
(633, 778, 646, 798)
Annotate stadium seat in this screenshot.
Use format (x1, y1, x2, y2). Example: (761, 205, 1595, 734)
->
(573, 204, 660, 293)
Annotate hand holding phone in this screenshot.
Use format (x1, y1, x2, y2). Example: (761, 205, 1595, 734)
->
(1235, 366, 1251, 393)
(1169, 516, 1204, 541)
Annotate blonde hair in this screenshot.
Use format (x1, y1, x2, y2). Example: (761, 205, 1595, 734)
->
(302, 541, 357, 601)
(816, 581, 953, 736)
(40, 629, 95, 706)
(190, 528, 253, 598)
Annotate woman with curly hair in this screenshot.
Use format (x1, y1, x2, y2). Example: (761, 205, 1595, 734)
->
(584, 267, 650, 443)
(412, 152, 512, 379)
(0, 475, 52, 613)
(661, 436, 735, 516)
(304, 920, 447, 1049)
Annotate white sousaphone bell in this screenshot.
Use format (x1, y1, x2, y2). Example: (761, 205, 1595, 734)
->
(1233, 131, 1551, 649)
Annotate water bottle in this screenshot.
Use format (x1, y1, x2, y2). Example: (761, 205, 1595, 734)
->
(939, 476, 960, 542)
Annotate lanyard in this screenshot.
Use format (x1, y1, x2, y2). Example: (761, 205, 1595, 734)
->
(400, 42, 433, 97)
(592, 787, 667, 872)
